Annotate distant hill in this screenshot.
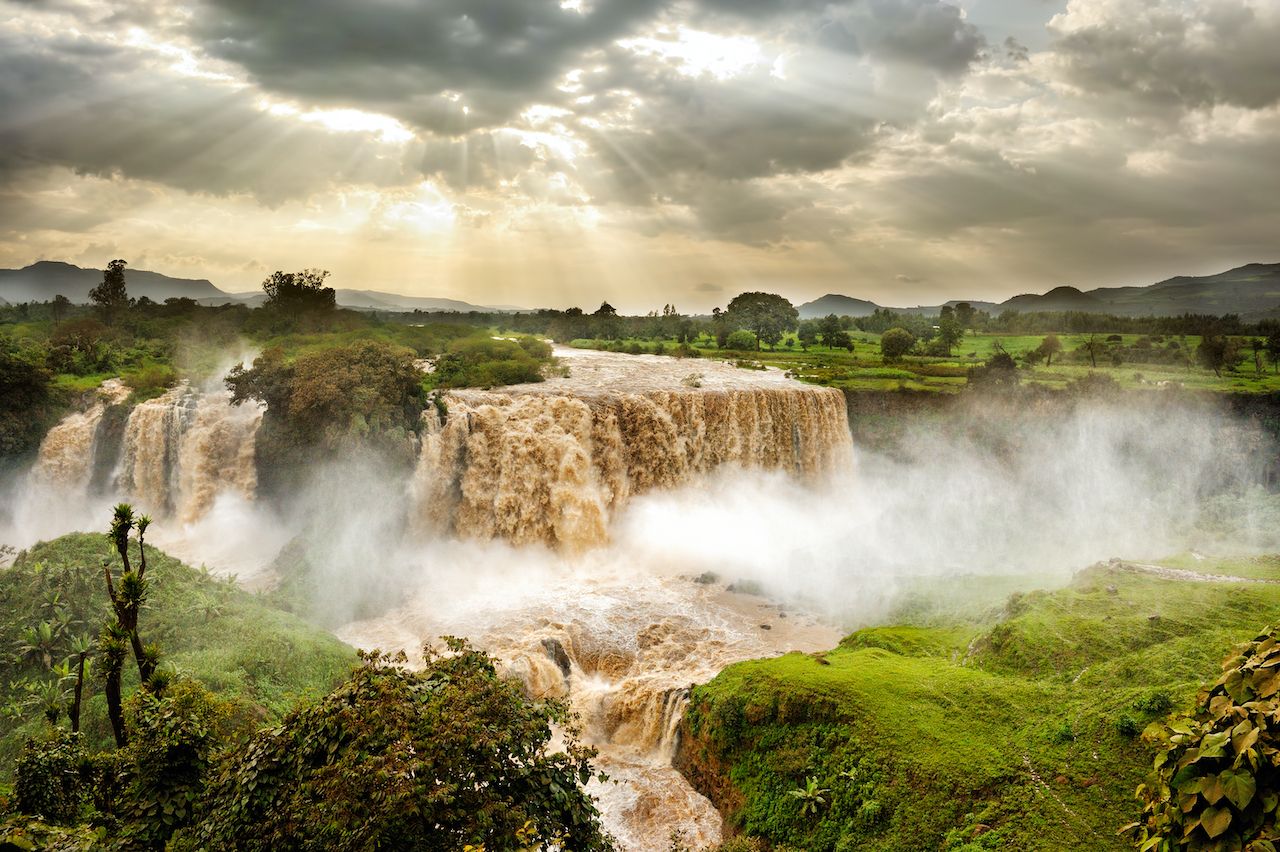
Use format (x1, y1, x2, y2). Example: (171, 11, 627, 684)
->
(0, 261, 524, 313)
(797, 294, 881, 319)
(795, 263, 1280, 320)
(0, 261, 224, 304)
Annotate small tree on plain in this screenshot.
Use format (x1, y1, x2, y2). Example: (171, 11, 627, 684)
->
(880, 327, 915, 361)
(89, 259, 130, 325)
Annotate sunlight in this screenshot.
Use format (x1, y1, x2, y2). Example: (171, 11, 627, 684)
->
(619, 27, 765, 80)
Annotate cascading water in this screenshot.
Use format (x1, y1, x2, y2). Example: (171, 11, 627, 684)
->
(355, 346, 852, 848)
(30, 379, 130, 491)
(412, 348, 852, 550)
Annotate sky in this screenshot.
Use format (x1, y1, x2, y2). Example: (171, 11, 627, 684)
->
(1, 0, 1278, 312)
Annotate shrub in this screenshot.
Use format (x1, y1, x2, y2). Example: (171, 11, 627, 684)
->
(122, 361, 178, 401)
(175, 641, 612, 852)
(1128, 627, 1280, 850)
(14, 728, 85, 825)
(880, 328, 915, 361)
(725, 330, 757, 351)
(1115, 714, 1142, 738)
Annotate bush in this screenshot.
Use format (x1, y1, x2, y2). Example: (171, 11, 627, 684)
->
(176, 641, 612, 852)
(1114, 714, 1141, 738)
(725, 330, 757, 351)
(122, 361, 178, 401)
(880, 328, 915, 361)
(1129, 627, 1280, 849)
(14, 728, 86, 825)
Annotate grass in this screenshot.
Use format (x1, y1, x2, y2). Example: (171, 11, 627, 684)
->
(0, 533, 356, 775)
(679, 554, 1280, 850)
(569, 333, 1280, 395)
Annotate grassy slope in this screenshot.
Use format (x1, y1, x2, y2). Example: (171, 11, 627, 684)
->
(0, 533, 356, 773)
(678, 556, 1280, 851)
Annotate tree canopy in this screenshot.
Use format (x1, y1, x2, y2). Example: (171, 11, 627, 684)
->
(726, 292, 798, 350)
(175, 640, 613, 852)
(261, 269, 336, 315)
(88, 259, 130, 325)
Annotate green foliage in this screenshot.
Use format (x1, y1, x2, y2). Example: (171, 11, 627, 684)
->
(1129, 627, 1280, 851)
(115, 680, 230, 849)
(260, 268, 337, 321)
(880, 327, 916, 361)
(119, 361, 177, 402)
(14, 728, 85, 824)
(0, 335, 58, 460)
(88, 260, 129, 326)
(175, 640, 613, 852)
(726, 292, 798, 350)
(432, 335, 552, 388)
(0, 534, 354, 770)
(725, 330, 758, 351)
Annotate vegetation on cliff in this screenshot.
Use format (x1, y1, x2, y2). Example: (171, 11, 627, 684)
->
(679, 556, 1280, 850)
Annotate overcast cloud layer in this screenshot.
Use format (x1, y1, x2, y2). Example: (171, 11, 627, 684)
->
(0, 0, 1277, 309)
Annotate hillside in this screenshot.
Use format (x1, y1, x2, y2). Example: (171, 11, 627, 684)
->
(0, 261, 224, 304)
(0, 532, 356, 770)
(797, 294, 882, 319)
(798, 262, 1280, 320)
(676, 554, 1280, 850)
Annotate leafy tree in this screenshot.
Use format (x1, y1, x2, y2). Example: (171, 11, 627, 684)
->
(879, 327, 915, 361)
(1128, 627, 1280, 851)
(0, 336, 55, 459)
(1038, 333, 1063, 367)
(98, 504, 160, 747)
(725, 329, 758, 351)
(827, 329, 854, 352)
(967, 345, 1021, 390)
(261, 268, 336, 315)
(818, 314, 843, 347)
(1268, 331, 1280, 374)
(954, 302, 975, 333)
(726, 292, 798, 351)
(89, 259, 130, 325)
(797, 320, 818, 350)
(1197, 336, 1242, 378)
(175, 640, 613, 852)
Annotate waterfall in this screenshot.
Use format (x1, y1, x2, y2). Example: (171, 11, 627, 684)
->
(117, 383, 261, 520)
(412, 385, 852, 550)
(30, 379, 130, 491)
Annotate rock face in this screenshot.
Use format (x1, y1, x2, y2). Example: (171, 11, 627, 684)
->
(411, 384, 852, 550)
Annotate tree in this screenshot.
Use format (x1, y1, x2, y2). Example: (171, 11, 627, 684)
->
(99, 504, 160, 746)
(262, 269, 336, 315)
(1037, 334, 1062, 367)
(818, 314, 843, 347)
(725, 329, 757, 351)
(1078, 334, 1105, 369)
(935, 306, 962, 355)
(726, 292, 798, 351)
(1197, 335, 1241, 378)
(797, 320, 818, 351)
(51, 293, 72, 323)
(954, 302, 975, 334)
(175, 640, 613, 852)
(89, 259, 130, 325)
(1268, 331, 1280, 373)
(827, 329, 854, 352)
(880, 327, 915, 361)
(967, 344, 1020, 389)
(1249, 338, 1265, 374)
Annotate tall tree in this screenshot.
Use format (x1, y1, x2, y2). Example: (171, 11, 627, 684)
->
(262, 269, 336, 315)
(88, 259, 130, 325)
(1038, 333, 1063, 367)
(726, 292, 798, 350)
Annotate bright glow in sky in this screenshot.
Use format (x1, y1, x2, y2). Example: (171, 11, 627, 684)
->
(1, 0, 1277, 311)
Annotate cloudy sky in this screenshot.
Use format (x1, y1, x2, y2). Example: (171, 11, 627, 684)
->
(1, 0, 1278, 311)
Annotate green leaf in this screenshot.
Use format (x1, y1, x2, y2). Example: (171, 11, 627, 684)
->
(1200, 805, 1233, 839)
(1219, 769, 1256, 810)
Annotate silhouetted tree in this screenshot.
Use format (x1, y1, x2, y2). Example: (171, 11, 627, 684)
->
(89, 259, 130, 325)
(262, 269, 336, 314)
(51, 293, 72, 322)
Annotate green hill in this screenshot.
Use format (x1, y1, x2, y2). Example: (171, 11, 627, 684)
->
(0, 533, 356, 773)
(676, 555, 1280, 851)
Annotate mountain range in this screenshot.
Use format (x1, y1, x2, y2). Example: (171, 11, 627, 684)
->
(797, 263, 1280, 320)
(4, 260, 1279, 320)
(0, 261, 519, 314)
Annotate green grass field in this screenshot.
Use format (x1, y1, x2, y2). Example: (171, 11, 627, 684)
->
(678, 553, 1280, 850)
(570, 332, 1280, 394)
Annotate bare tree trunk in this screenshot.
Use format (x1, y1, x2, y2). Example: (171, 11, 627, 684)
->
(70, 652, 86, 734)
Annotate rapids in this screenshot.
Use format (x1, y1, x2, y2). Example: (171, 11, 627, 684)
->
(4, 345, 852, 849)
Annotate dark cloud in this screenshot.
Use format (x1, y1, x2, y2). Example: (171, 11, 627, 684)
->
(1050, 0, 1280, 112)
(0, 30, 410, 204)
